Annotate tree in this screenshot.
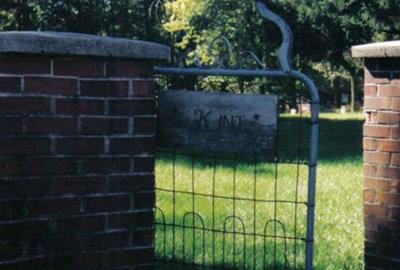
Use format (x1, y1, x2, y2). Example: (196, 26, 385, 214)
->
(1, 0, 400, 109)
(160, 0, 400, 109)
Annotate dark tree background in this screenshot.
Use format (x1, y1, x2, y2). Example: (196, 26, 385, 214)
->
(1, 0, 400, 110)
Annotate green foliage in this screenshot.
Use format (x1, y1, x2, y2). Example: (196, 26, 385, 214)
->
(159, 0, 400, 106)
(0, 0, 167, 41)
(1, 0, 399, 105)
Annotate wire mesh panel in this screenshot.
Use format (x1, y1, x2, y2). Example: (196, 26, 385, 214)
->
(152, 1, 319, 268)
(155, 101, 312, 270)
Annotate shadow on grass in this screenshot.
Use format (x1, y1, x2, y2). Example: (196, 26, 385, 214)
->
(155, 261, 304, 270)
(317, 117, 363, 162)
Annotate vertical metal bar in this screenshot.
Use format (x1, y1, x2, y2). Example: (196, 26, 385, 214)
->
(172, 150, 176, 261)
(290, 71, 319, 270)
(294, 94, 304, 269)
(273, 121, 280, 270)
(191, 154, 196, 265)
(253, 155, 257, 270)
(233, 154, 237, 269)
(212, 156, 217, 266)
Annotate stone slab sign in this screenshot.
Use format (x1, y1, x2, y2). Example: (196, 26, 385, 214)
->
(158, 90, 278, 155)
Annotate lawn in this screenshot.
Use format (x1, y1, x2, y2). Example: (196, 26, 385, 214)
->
(155, 112, 364, 270)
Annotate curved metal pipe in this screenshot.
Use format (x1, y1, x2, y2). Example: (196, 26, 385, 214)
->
(255, 0, 293, 72)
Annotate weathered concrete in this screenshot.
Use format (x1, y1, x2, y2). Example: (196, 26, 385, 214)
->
(0, 31, 170, 61)
(352, 40, 400, 58)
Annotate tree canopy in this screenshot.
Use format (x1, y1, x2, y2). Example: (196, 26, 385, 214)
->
(1, 0, 400, 109)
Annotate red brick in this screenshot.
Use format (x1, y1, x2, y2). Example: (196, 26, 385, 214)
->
(56, 215, 106, 234)
(364, 98, 392, 110)
(0, 159, 20, 176)
(364, 138, 377, 151)
(109, 175, 154, 193)
(0, 220, 50, 240)
(365, 66, 391, 84)
(108, 211, 153, 229)
(364, 125, 391, 138)
(25, 157, 77, 175)
(26, 117, 77, 134)
(377, 140, 400, 152)
(109, 137, 154, 154)
(0, 177, 53, 199)
(365, 204, 388, 218)
(133, 192, 155, 210)
(132, 229, 153, 247)
(377, 218, 400, 232)
(80, 232, 129, 251)
(133, 81, 153, 97)
(391, 207, 400, 220)
(79, 158, 130, 174)
(391, 127, 400, 139)
(378, 85, 400, 97)
(134, 116, 156, 134)
(0, 77, 21, 92)
(53, 252, 105, 269)
(364, 165, 377, 177)
(56, 98, 104, 115)
(53, 176, 104, 195)
(25, 77, 78, 96)
(134, 157, 154, 173)
(365, 177, 391, 191)
(364, 189, 377, 203)
(0, 56, 50, 74)
(390, 180, 400, 193)
(0, 200, 24, 220)
(56, 137, 105, 155)
(53, 58, 105, 77)
(376, 167, 400, 179)
(0, 137, 50, 155)
(364, 152, 391, 165)
(6, 257, 53, 269)
(0, 117, 23, 135)
(109, 99, 155, 115)
(365, 254, 393, 269)
(106, 60, 152, 77)
(108, 247, 153, 267)
(0, 241, 21, 261)
(391, 98, 400, 111)
(382, 193, 400, 205)
(26, 197, 81, 217)
(85, 194, 130, 213)
(365, 85, 377, 97)
(365, 216, 377, 230)
(376, 112, 400, 125)
(81, 80, 128, 97)
(80, 117, 128, 134)
(393, 72, 400, 85)
(0, 97, 51, 114)
(42, 236, 81, 254)
(392, 154, 400, 166)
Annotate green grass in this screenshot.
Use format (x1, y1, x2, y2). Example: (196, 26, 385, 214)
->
(155, 112, 364, 269)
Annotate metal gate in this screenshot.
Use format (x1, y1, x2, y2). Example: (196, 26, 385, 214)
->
(153, 1, 319, 269)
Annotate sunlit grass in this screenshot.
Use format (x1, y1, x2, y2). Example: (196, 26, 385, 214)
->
(155, 113, 364, 269)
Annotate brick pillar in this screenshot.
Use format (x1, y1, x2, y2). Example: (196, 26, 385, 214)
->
(0, 32, 169, 269)
(353, 42, 400, 269)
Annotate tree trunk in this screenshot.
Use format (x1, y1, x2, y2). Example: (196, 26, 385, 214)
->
(349, 74, 356, 113)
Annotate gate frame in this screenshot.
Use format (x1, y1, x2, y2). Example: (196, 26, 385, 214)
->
(153, 1, 319, 269)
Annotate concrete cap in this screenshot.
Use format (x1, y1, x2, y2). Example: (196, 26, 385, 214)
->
(352, 41, 400, 58)
(0, 31, 170, 61)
